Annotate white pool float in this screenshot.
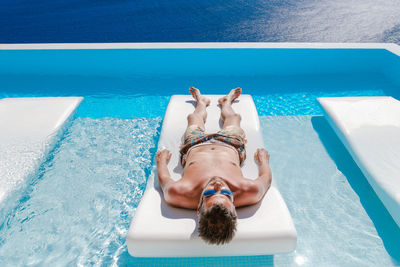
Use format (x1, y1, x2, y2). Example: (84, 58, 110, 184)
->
(0, 97, 83, 205)
(318, 96, 400, 227)
(126, 95, 297, 257)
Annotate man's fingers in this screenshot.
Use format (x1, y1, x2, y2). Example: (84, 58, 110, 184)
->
(157, 149, 169, 157)
(254, 149, 261, 162)
(254, 148, 270, 162)
(156, 149, 172, 163)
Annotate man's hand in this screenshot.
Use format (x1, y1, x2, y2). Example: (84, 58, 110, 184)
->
(156, 149, 172, 164)
(254, 148, 270, 165)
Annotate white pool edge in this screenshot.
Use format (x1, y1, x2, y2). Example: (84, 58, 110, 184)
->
(0, 97, 83, 223)
(0, 42, 399, 55)
(317, 97, 400, 227)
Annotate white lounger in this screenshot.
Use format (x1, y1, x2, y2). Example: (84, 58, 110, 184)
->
(0, 97, 83, 205)
(126, 95, 297, 257)
(318, 96, 400, 227)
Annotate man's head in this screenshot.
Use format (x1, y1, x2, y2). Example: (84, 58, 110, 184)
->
(197, 176, 237, 245)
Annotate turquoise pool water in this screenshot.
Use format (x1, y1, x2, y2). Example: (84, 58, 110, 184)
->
(1, 48, 400, 266)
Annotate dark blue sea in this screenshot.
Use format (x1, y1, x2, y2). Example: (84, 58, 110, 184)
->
(1, 0, 400, 43)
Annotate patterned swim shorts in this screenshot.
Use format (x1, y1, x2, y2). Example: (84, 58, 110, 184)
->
(179, 125, 246, 166)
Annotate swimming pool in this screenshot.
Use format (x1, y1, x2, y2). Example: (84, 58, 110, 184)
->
(0, 43, 400, 266)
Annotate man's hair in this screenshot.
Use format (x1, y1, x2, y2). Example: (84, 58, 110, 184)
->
(198, 203, 237, 245)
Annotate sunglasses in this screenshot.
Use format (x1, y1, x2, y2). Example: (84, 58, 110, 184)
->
(203, 189, 234, 198)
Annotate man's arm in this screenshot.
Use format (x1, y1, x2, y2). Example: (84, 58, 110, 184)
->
(234, 148, 272, 207)
(156, 149, 176, 202)
(253, 148, 272, 198)
(156, 149, 192, 208)
(156, 149, 173, 189)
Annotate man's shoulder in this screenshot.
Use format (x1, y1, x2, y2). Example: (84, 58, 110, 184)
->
(234, 178, 267, 207)
(168, 182, 193, 197)
(165, 182, 199, 209)
(233, 179, 260, 203)
(237, 179, 259, 194)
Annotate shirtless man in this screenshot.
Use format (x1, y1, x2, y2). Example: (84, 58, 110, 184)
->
(156, 87, 272, 245)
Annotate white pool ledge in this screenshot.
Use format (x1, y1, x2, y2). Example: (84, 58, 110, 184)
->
(0, 97, 83, 205)
(318, 97, 400, 227)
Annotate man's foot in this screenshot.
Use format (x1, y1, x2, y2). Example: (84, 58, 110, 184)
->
(218, 88, 242, 106)
(189, 87, 211, 106)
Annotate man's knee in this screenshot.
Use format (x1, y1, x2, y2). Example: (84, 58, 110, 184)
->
(187, 114, 205, 130)
(232, 113, 241, 121)
(187, 113, 199, 121)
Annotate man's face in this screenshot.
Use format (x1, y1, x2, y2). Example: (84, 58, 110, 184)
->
(197, 177, 235, 214)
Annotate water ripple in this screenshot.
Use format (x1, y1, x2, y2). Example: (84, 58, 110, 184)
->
(0, 117, 161, 266)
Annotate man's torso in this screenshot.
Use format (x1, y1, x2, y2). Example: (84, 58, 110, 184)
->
(176, 143, 245, 205)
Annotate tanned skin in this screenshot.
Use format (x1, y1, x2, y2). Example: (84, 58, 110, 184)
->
(156, 87, 272, 213)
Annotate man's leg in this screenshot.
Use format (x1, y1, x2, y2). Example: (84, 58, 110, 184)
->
(187, 87, 210, 130)
(218, 88, 242, 129)
(217, 88, 247, 164)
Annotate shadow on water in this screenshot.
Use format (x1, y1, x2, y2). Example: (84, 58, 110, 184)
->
(311, 116, 400, 264)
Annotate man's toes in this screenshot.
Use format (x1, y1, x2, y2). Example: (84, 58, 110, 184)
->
(203, 97, 211, 106)
(218, 96, 227, 105)
(232, 88, 242, 99)
(189, 87, 201, 100)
